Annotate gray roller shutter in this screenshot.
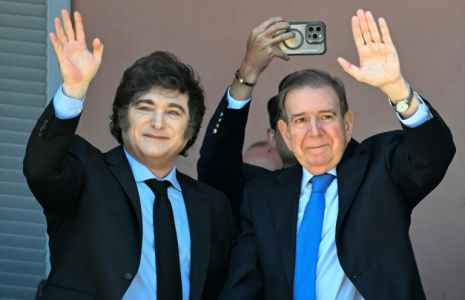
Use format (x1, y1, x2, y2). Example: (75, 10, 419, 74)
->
(0, 0, 69, 299)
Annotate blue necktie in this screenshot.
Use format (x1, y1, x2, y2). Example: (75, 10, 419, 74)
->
(294, 173, 335, 300)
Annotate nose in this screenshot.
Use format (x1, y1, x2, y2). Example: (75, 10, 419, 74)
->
(306, 117, 323, 137)
(150, 109, 165, 130)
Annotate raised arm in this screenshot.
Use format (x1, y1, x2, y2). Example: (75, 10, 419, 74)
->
(198, 17, 294, 222)
(24, 10, 103, 214)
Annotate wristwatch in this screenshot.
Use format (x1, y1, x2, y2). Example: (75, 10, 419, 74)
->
(389, 84, 413, 113)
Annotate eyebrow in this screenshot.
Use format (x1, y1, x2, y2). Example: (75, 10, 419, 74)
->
(134, 99, 187, 114)
(290, 109, 338, 120)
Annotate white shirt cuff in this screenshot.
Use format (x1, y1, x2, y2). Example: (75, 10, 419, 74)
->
(397, 92, 433, 128)
(53, 84, 86, 120)
(226, 86, 251, 109)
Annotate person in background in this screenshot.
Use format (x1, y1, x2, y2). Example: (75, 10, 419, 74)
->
(197, 17, 298, 222)
(243, 140, 282, 171)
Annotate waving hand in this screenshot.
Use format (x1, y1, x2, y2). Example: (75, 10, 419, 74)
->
(49, 10, 103, 100)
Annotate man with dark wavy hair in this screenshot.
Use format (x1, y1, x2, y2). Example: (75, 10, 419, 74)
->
(24, 10, 237, 300)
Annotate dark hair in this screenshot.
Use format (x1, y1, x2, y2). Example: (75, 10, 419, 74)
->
(110, 51, 205, 156)
(266, 74, 295, 130)
(277, 69, 348, 124)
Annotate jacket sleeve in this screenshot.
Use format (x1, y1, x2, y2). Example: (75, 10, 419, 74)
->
(197, 89, 252, 222)
(385, 98, 456, 210)
(23, 99, 88, 215)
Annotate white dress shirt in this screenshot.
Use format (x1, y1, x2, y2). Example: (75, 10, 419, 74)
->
(53, 86, 191, 300)
(227, 86, 432, 299)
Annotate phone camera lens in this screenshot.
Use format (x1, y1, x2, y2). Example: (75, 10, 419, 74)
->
(316, 26, 322, 32)
(308, 26, 314, 32)
(312, 33, 318, 39)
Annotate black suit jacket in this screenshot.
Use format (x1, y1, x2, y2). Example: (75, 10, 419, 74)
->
(23, 101, 238, 300)
(219, 100, 455, 300)
(198, 90, 269, 223)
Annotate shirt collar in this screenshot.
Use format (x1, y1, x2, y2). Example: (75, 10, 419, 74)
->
(300, 167, 337, 194)
(123, 146, 182, 192)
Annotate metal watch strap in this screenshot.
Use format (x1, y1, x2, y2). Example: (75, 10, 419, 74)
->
(235, 70, 256, 87)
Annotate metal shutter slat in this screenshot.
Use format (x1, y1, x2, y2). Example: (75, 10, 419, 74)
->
(0, 78, 46, 95)
(0, 12, 46, 30)
(0, 246, 46, 263)
(0, 168, 27, 183)
(0, 39, 46, 56)
(0, 130, 31, 146)
(0, 52, 46, 69)
(0, 143, 26, 158)
(0, 207, 44, 224)
(0, 91, 46, 107)
(0, 104, 44, 120)
(0, 259, 45, 276)
(0, 220, 46, 236)
(0, 26, 47, 44)
(0, 116, 36, 133)
(0, 1, 46, 17)
(0, 65, 46, 82)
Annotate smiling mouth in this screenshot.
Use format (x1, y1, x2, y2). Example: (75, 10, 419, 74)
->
(143, 134, 168, 140)
(308, 145, 326, 149)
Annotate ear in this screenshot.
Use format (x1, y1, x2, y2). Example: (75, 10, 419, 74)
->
(344, 110, 354, 142)
(278, 119, 293, 151)
(267, 128, 277, 148)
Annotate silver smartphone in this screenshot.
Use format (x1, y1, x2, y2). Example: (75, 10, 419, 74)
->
(279, 22, 326, 55)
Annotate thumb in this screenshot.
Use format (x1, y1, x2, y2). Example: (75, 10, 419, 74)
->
(92, 38, 104, 64)
(337, 57, 361, 81)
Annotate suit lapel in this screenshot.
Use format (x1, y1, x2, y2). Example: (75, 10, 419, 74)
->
(336, 139, 369, 236)
(177, 172, 210, 300)
(268, 164, 302, 290)
(105, 145, 143, 236)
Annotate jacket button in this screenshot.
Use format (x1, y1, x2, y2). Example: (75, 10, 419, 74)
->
(38, 132, 43, 137)
(124, 273, 133, 281)
(44, 119, 49, 124)
(213, 129, 217, 134)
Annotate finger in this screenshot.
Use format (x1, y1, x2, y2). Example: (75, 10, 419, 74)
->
(337, 57, 362, 81)
(271, 30, 295, 44)
(74, 11, 86, 41)
(365, 11, 381, 43)
(272, 48, 290, 61)
(92, 38, 104, 64)
(255, 16, 285, 33)
(54, 17, 68, 46)
(351, 16, 365, 49)
(357, 9, 372, 44)
(61, 9, 75, 42)
(49, 33, 63, 58)
(379, 18, 393, 45)
(265, 21, 291, 39)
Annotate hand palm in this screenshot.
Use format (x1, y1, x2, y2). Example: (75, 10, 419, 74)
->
(59, 40, 100, 85)
(356, 43, 401, 87)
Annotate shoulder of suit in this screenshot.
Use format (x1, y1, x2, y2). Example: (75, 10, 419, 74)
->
(355, 130, 405, 153)
(69, 134, 104, 158)
(245, 165, 298, 188)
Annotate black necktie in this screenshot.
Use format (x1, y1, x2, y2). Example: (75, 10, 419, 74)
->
(145, 179, 182, 300)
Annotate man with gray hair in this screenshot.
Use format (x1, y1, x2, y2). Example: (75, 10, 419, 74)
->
(220, 9, 455, 300)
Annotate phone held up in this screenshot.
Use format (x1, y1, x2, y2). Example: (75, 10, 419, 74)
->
(278, 22, 326, 55)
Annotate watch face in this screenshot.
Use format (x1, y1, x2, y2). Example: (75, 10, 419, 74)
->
(396, 101, 409, 113)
